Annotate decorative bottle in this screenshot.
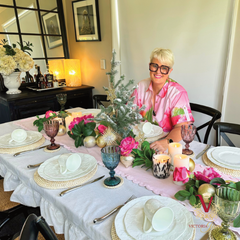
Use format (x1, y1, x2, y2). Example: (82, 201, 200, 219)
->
(44, 63, 53, 88)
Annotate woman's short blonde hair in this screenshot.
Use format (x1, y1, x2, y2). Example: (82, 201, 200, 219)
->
(150, 48, 174, 68)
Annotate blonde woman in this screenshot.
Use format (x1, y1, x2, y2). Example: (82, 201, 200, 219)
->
(132, 48, 194, 152)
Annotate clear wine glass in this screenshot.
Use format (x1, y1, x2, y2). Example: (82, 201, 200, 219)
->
(101, 146, 121, 186)
(56, 93, 67, 111)
(181, 124, 196, 155)
(43, 120, 60, 150)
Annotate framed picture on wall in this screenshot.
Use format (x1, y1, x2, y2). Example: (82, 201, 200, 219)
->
(72, 0, 101, 42)
(42, 9, 62, 49)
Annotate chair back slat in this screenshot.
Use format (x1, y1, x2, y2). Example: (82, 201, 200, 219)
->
(190, 103, 221, 144)
(213, 122, 240, 146)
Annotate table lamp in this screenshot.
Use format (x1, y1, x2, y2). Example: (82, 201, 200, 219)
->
(48, 60, 65, 80)
(64, 59, 82, 87)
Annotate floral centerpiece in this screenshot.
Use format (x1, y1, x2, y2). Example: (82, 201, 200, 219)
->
(67, 114, 96, 148)
(0, 39, 34, 94)
(33, 110, 68, 132)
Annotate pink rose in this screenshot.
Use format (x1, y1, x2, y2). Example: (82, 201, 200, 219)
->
(173, 167, 191, 183)
(119, 136, 138, 156)
(98, 125, 107, 134)
(68, 114, 94, 131)
(194, 167, 221, 183)
(45, 110, 57, 118)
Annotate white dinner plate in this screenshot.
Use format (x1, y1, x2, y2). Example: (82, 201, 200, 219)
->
(134, 123, 163, 138)
(115, 196, 194, 240)
(207, 148, 240, 170)
(0, 131, 42, 148)
(124, 199, 186, 240)
(38, 153, 97, 181)
(211, 147, 240, 167)
(81, 109, 101, 117)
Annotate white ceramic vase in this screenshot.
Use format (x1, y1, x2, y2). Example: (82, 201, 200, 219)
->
(3, 72, 22, 94)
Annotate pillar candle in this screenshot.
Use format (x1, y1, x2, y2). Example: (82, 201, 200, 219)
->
(65, 116, 74, 132)
(72, 112, 82, 118)
(168, 142, 182, 165)
(152, 154, 171, 179)
(173, 154, 189, 170)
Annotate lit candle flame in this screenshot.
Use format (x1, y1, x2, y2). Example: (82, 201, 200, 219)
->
(69, 70, 76, 75)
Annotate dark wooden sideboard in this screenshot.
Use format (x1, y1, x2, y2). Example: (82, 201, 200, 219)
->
(0, 85, 94, 123)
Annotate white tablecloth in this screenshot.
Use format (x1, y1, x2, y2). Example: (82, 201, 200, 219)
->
(0, 119, 233, 240)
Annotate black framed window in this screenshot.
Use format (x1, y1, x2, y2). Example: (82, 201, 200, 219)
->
(0, 0, 69, 77)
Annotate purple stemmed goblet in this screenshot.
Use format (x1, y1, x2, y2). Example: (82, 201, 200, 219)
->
(181, 124, 196, 155)
(43, 120, 60, 150)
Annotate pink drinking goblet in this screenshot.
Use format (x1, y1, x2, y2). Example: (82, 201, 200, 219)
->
(43, 120, 60, 150)
(181, 124, 196, 155)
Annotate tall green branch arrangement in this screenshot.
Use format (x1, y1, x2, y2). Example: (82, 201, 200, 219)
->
(94, 50, 145, 138)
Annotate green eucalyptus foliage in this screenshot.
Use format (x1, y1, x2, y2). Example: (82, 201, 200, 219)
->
(131, 141, 155, 170)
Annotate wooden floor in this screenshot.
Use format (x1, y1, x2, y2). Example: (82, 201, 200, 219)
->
(0, 179, 65, 240)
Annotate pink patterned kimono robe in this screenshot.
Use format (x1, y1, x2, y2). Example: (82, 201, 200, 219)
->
(132, 78, 194, 132)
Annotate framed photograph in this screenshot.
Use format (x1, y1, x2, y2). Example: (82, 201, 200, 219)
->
(72, 0, 101, 42)
(42, 10, 62, 49)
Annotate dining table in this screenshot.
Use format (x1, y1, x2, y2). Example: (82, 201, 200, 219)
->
(0, 108, 239, 240)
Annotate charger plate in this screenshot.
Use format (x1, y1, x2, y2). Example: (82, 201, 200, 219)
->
(0, 131, 42, 148)
(38, 153, 97, 181)
(34, 165, 97, 189)
(207, 148, 240, 170)
(203, 152, 240, 178)
(113, 196, 195, 240)
(0, 136, 45, 154)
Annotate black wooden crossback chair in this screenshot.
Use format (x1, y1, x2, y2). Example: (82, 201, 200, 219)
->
(93, 94, 110, 109)
(213, 122, 240, 147)
(190, 103, 221, 144)
(12, 214, 58, 240)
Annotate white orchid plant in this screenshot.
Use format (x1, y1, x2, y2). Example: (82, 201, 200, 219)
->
(0, 39, 34, 76)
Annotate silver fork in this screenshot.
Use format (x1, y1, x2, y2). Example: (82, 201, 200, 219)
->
(93, 195, 136, 224)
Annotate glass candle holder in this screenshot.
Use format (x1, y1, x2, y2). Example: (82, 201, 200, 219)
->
(152, 154, 171, 179)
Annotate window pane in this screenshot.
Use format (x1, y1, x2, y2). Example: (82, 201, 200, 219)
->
(0, 7, 17, 33)
(17, 9, 40, 34)
(0, 33, 20, 46)
(22, 35, 45, 58)
(0, 0, 13, 6)
(39, 0, 57, 11)
(41, 11, 61, 36)
(45, 36, 64, 58)
(15, 0, 37, 9)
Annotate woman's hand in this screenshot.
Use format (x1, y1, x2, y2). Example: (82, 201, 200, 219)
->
(150, 139, 168, 153)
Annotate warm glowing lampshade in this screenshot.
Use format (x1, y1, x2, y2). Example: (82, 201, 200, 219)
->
(48, 60, 65, 80)
(64, 59, 82, 87)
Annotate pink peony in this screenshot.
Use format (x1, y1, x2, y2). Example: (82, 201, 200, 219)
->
(119, 136, 139, 156)
(173, 167, 191, 183)
(68, 114, 94, 131)
(194, 167, 221, 183)
(45, 110, 57, 118)
(98, 125, 107, 134)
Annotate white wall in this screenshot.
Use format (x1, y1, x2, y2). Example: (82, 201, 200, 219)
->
(113, 0, 234, 145)
(221, 0, 240, 147)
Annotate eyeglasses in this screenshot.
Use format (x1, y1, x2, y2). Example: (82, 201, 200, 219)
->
(149, 63, 170, 75)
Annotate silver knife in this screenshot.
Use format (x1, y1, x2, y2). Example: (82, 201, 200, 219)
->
(93, 195, 135, 223)
(13, 145, 49, 157)
(27, 162, 43, 169)
(59, 175, 105, 197)
(196, 144, 211, 159)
